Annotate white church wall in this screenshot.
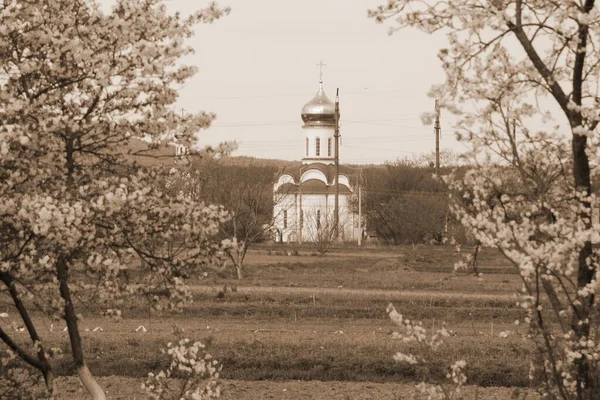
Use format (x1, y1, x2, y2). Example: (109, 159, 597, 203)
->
(301, 196, 357, 243)
(339, 200, 361, 242)
(273, 191, 360, 243)
(273, 192, 298, 242)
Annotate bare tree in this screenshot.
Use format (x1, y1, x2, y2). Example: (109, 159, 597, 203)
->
(170, 159, 284, 279)
(361, 160, 447, 244)
(303, 208, 342, 254)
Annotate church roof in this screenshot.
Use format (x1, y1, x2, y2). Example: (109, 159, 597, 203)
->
(277, 162, 358, 185)
(276, 179, 353, 195)
(301, 82, 336, 127)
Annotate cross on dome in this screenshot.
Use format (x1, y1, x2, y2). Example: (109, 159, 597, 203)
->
(316, 60, 326, 84)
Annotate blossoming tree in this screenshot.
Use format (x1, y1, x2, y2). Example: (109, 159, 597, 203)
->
(0, 1, 229, 398)
(370, 1, 600, 398)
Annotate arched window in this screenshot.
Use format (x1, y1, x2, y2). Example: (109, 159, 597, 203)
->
(283, 210, 288, 229)
(305, 138, 309, 156)
(315, 137, 321, 156)
(327, 138, 332, 157)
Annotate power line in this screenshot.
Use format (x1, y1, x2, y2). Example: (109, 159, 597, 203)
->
(210, 116, 428, 129)
(237, 139, 435, 151)
(343, 145, 420, 153)
(360, 188, 446, 196)
(341, 157, 413, 163)
(344, 121, 429, 129)
(235, 136, 430, 146)
(186, 89, 415, 101)
(211, 121, 298, 128)
(343, 137, 433, 143)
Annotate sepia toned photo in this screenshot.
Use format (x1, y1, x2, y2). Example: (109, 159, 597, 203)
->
(1, 1, 599, 399)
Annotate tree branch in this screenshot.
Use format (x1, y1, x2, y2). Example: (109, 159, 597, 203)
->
(507, 0, 571, 117)
(0, 271, 53, 389)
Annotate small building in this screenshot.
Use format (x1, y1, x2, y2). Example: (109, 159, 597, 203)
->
(121, 138, 187, 168)
(272, 78, 361, 243)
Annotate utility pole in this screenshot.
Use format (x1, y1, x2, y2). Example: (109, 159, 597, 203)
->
(434, 97, 441, 175)
(334, 88, 340, 240)
(357, 169, 362, 246)
(434, 98, 447, 241)
(298, 167, 303, 245)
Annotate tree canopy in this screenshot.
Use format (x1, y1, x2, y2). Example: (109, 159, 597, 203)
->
(0, 1, 229, 398)
(371, 1, 600, 398)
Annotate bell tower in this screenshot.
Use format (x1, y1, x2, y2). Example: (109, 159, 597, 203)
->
(300, 62, 337, 165)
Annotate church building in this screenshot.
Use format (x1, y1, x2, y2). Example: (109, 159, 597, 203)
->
(273, 76, 361, 243)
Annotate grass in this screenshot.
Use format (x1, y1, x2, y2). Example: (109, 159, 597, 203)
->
(231, 244, 514, 285)
(2, 244, 539, 391)
(178, 291, 522, 323)
(44, 319, 531, 387)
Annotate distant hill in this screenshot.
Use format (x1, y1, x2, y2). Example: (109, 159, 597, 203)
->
(120, 138, 178, 168)
(217, 156, 386, 169)
(217, 155, 300, 168)
(119, 140, 386, 169)
(119, 140, 299, 169)
(346, 163, 384, 169)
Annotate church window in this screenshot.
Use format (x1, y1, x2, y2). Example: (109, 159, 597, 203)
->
(316, 210, 321, 229)
(328, 138, 332, 156)
(306, 138, 309, 156)
(316, 138, 321, 156)
(283, 210, 288, 229)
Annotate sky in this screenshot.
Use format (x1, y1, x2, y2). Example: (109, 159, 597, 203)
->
(107, 0, 468, 164)
(167, 0, 467, 165)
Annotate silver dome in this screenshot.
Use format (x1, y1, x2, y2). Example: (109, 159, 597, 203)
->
(301, 83, 336, 127)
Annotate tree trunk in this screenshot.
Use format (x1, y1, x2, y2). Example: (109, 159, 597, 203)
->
(235, 244, 247, 280)
(228, 240, 248, 280)
(0, 272, 55, 396)
(235, 262, 243, 280)
(57, 256, 106, 400)
(571, 113, 595, 400)
(76, 363, 106, 400)
(571, 10, 595, 389)
(511, 0, 597, 394)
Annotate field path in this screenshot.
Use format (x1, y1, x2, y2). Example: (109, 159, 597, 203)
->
(55, 377, 535, 399)
(193, 284, 515, 302)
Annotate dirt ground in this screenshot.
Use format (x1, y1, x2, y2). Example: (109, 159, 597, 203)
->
(56, 376, 537, 399)
(10, 247, 531, 398)
(193, 284, 516, 301)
